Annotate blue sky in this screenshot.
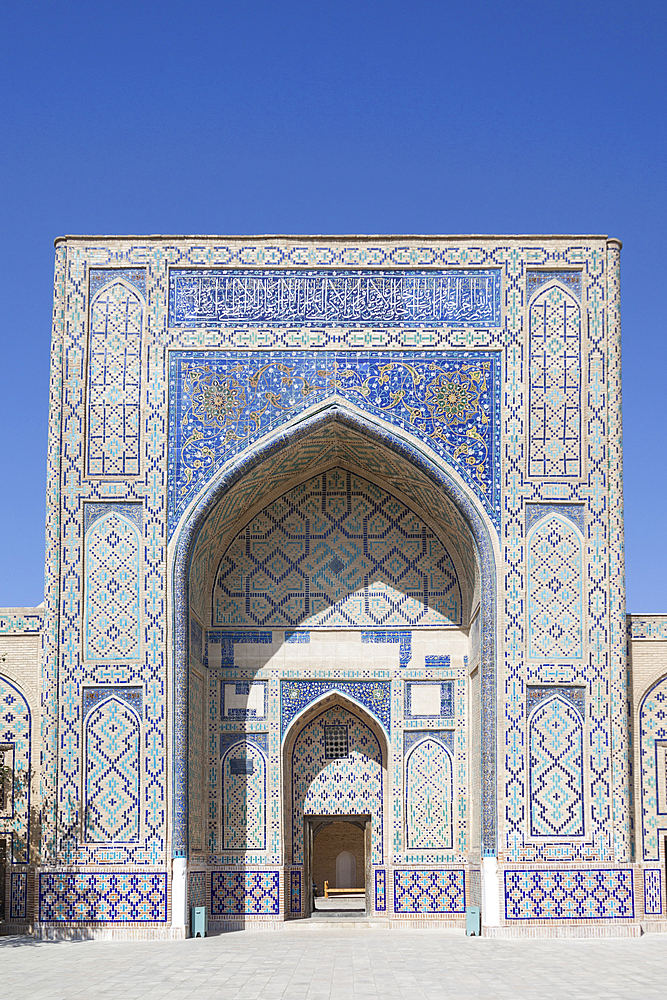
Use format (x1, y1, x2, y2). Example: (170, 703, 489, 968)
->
(0, 0, 665, 610)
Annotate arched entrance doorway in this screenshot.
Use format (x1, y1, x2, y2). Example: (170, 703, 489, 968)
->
(170, 405, 497, 928)
(283, 693, 387, 916)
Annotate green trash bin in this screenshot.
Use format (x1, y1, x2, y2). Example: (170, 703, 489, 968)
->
(466, 905, 481, 936)
(191, 905, 207, 938)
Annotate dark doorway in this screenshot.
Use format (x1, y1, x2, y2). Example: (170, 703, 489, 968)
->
(304, 815, 371, 917)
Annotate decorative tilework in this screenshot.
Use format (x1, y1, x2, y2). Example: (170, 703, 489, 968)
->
(87, 281, 143, 476)
(526, 685, 585, 717)
(393, 869, 465, 913)
(85, 511, 140, 660)
(221, 740, 266, 850)
(39, 872, 168, 922)
(526, 270, 582, 301)
(290, 869, 302, 913)
(285, 630, 310, 643)
(643, 869, 662, 915)
(405, 681, 454, 719)
(374, 869, 386, 911)
(281, 681, 391, 738)
(220, 733, 269, 757)
(424, 655, 451, 669)
(84, 502, 142, 533)
(90, 267, 146, 299)
(189, 671, 205, 851)
(292, 706, 383, 865)
(169, 269, 501, 328)
(0, 676, 31, 863)
(188, 870, 206, 909)
(214, 469, 462, 629)
(205, 630, 273, 669)
(525, 503, 585, 535)
(405, 738, 453, 850)
(629, 617, 667, 640)
(527, 516, 583, 659)
(173, 407, 496, 859)
(504, 870, 634, 920)
(639, 677, 667, 860)
(83, 686, 142, 716)
(528, 695, 584, 837)
(403, 730, 454, 755)
(0, 609, 43, 634)
(10, 871, 27, 920)
(84, 697, 140, 843)
(362, 630, 412, 666)
(210, 871, 280, 915)
(168, 351, 501, 535)
(528, 283, 581, 478)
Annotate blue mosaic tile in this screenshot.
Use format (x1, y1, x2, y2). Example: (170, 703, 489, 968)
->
(10, 872, 27, 920)
(168, 351, 501, 535)
(281, 680, 391, 738)
(644, 869, 662, 916)
(290, 870, 302, 913)
(285, 631, 310, 643)
(374, 869, 386, 911)
(362, 631, 412, 666)
(527, 270, 582, 301)
(393, 869, 465, 913)
(39, 872, 168, 922)
(505, 870, 634, 920)
(404, 681, 454, 719)
(169, 269, 501, 327)
(210, 871, 280, 915)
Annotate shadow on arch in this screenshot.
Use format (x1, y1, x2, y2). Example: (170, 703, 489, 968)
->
(169, 401, 499, 864)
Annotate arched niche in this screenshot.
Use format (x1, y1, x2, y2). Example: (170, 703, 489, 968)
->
(169, 404, 498, 861)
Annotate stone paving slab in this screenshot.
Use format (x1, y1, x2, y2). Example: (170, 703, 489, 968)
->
(2, 929, 667, 1000)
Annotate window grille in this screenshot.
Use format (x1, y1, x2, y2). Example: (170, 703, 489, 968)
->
(324, 725, 349, 759)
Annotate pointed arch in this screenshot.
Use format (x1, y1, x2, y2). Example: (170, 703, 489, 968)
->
(284, 694, 386, 866)
(170, 404, 498, 860)
(0, 675, 31, 863)
(527, 513, 583, 659)
(528, 695, 584, 837)
(87, 279, 143, 476)
(405, 737, 453, 850)
(85, 510, 140, 660)
(220, 739, 267, 850)
(528, 281, 581, 478)
(84, 696, 140, 842)
(639, 674, 667, 859)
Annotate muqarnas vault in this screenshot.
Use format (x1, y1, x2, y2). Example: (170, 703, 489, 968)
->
(1, 234, 666, 939)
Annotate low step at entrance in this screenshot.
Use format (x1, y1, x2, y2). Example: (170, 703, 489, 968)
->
(314, 895, 366, 913)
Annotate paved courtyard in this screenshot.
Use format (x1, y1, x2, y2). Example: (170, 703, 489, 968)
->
(2, 929, 667, 1000)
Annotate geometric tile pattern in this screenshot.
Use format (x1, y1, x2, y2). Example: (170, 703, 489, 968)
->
(630, 617, 667, 640)
(214, 468, 462, 628)
(39, 872, 168, 922)
(221, 740, 266, 850)
(84, 511, 141, 660)
(639, 677, 667, 859)
(210, 871, 280, 915)
(292, 706, 383, 865)
(529, 695, 584, 837)
(525, 502, 585, 534)
(169, 351, 501, 534)
(10, 871, 27, 920)
(405, 738, 453, 849)
(526, 685, 585, 718)
(643, 869, 662, 916)
(90, 267, 146, 299)
(528, 283, 581, 478)
(361, 631, 412, 666)
(188, 671, 205, 852)
(374, 869, 386, 911)
(504, 870, 634, 920)
(169, 269, 501, 328)
(290, 870, 301, 913)
(393, 869, 465, 913)
(87, 281, 143, 476)
(527, 270, 582, 301)
(84, 697, 140, 842)
(0, 676, 31, 863)
(527, 515, 582, 659)
(281, 681, 391, 739)
(188, 870, 207, 909)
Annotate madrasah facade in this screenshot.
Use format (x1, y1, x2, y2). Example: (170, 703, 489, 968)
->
(1, 234, 666, 939)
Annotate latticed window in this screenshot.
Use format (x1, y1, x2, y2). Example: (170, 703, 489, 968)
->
(324, 725, 349, 759)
